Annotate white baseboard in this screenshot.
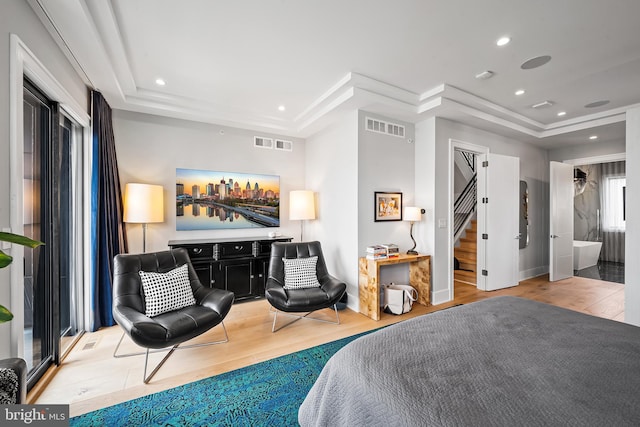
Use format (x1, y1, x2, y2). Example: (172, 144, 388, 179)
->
(431, 288, 453, 305)
(519, 266, 549, 281)
(346, 291, 358, 313)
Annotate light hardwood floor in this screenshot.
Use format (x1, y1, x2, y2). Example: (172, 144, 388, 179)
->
(33, 274, 624, 417)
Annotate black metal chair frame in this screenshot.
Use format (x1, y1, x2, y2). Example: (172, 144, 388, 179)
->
(266, 241, 346, 333)
(269, 304, 340, 332)
(112, 249, 234, 383)
(112, 323, 229, 384)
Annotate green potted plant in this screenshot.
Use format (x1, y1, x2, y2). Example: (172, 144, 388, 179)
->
(0, 232, 42, 404)
(0, 231, 43, 323)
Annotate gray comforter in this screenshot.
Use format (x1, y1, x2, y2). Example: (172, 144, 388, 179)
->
(299, 296, 640, 426)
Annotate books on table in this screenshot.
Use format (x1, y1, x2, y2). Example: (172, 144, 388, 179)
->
(381, 243, 399, 258)
(366, 245, 386, 260)
(366, 243, 400, 259)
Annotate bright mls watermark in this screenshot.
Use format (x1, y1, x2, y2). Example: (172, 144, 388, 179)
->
(1, 405, 69, 426)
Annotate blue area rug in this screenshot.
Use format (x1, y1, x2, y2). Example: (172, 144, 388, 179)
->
(70, 331, 373, 426)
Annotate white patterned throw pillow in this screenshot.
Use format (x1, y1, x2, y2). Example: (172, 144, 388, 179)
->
(139, 264, 196, 317)
(283, 256, 321, 289)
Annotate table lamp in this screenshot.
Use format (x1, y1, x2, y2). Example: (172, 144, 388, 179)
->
(404, 207, 424, 255)
(123, 183, 164, 253)
(289, 190, 316, 242)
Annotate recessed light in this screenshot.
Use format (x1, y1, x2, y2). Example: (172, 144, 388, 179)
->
(496, 36, 511, 47)
(155, 78, 166, 86)
(557, 111, 567, 117)
(278, 105, 286, 112)
(515, 89, 525, 96)
(589, 135, 598, 140)
(521, 55, 552, 70)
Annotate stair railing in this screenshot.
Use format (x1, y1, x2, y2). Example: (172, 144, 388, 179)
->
(460, 150, 475, 173)
(454, 172, 477, 242)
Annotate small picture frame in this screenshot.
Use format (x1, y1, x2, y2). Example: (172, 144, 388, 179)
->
(374, 192, 403, 221)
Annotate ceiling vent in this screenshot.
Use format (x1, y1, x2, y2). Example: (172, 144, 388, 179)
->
(366, 117, 405, 138)
(585, 100, 610, 108)
(532, 100, 554, 109)
(275, 139, 292, 151)
(254, 136, 273, 149)
(475, 70, 494, 80)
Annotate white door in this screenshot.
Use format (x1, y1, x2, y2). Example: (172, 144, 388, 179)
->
(550, 161, 574, 281)
(477, 153, 520, 291)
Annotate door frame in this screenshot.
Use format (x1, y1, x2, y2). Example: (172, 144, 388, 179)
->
(9, 35, 90, 358)
(556, 152, 626, 280)
(448, 139, 489, 299)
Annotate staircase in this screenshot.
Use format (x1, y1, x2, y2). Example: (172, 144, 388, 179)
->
(454, 220, 477, 286)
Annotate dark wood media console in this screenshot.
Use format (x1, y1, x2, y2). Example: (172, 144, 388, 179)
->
(168, 236, 292, 302)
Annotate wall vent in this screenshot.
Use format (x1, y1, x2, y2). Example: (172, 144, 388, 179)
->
(82, 339, 99, 351)
(274, 139, 293, 151)
(254, 136, 274, 149)
(366, 117, 405, 138)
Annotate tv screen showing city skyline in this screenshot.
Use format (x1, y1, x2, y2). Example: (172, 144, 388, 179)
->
(176, 168, 280, 230)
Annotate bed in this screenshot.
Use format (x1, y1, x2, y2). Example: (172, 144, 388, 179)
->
(299, 296, 640, 426)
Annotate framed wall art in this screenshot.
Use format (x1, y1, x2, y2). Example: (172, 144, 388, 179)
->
(374, 191, 402, 221)
(176, 168, 280, 230)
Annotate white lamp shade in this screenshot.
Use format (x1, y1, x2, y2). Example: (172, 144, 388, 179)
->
(404, 206, 422, 222)
(123, 183, 164, 223)
(289, 190, 316, 220)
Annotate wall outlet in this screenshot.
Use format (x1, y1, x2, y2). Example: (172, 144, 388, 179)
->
(438, 219, 447, 228)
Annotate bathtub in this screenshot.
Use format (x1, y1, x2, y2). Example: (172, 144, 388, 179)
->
(573, 240, 602, 270)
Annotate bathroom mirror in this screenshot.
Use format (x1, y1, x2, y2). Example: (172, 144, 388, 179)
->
(519, 180, 529, 249)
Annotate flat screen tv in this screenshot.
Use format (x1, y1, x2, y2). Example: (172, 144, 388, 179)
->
(176, 168, 280, 231)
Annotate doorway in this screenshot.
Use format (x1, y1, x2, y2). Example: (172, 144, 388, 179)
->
(448, 139, 487, 299)
(570, 158, 626, 284)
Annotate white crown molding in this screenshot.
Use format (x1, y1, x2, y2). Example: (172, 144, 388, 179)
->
(83, 0, 137, 95)
(539, 113, 626, 138)
(295, 73, 355, 123)
(438, 98, 540, 138)
(563, 152, 626, 165)
(296, 87, 356, 134)
(28, 0, 126, 97)
(29, 0, 637, 142)
(438, 85, 546, 130)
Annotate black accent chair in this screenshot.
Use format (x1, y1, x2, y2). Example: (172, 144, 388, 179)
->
(266, 241, 347, 332)
(0, 358, 27, 404)
(112, 248, 234, 383)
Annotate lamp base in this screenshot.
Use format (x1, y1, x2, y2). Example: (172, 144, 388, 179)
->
(406, 250, 418, 255)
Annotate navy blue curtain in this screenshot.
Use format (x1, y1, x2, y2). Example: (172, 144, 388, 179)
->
(90, 91, 128, 331)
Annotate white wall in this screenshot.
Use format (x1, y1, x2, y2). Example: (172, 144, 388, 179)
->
(305, 111, 359, 309)
(112, 110, 306, 253)
(357, 111, 417, 291)
(416, 118, 550, 304)
(0, 1, 88, 358)
(357, 111, 416, 253)
(625, 107, 640, 326)
(414, 118, 438, 295)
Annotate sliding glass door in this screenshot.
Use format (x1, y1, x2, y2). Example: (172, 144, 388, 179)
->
(23, 79, 84, 388)
(23, 80, 51, 383)
(58, 115, 84, 358)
